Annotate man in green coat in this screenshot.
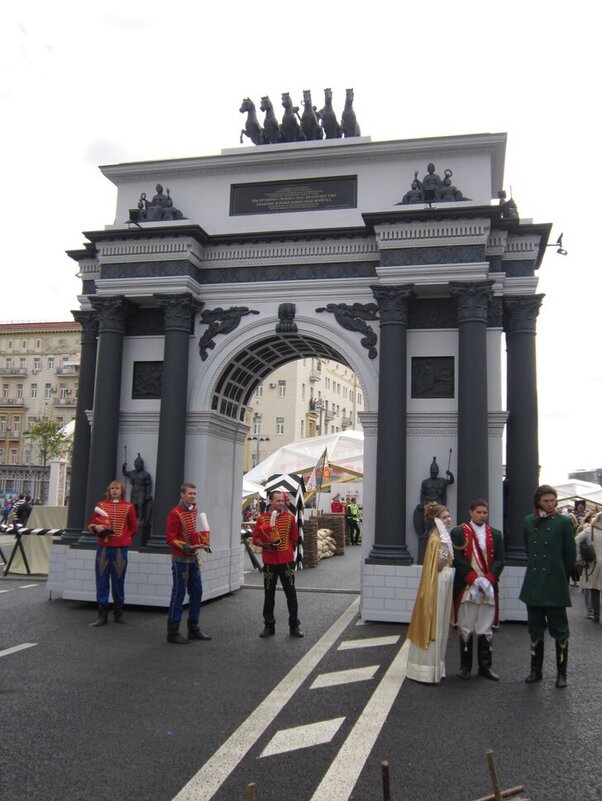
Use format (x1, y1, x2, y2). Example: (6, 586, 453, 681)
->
(519, 484, 576, 688)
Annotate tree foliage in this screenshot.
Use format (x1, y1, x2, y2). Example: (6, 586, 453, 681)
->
(26, 416, 70, 467)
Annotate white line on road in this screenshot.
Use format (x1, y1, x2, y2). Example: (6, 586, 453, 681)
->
(19, 584, 40, 589)
(309, 640, 409, 801)
(310, 665, 379, 690)
(337, 635, 399, 650)
(0, 643, 37, 658)
(171, 596, 360, 801)
(260, 718, 345, 758)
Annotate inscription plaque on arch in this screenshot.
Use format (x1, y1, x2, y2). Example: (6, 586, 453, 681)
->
(230, 175, 357, 216)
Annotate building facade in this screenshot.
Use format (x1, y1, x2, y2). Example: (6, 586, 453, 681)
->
(0, 322, 80, 499)
(244, 357, 364, 470)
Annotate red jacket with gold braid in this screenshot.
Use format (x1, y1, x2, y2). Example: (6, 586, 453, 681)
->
(166, 504, 210, 560)
(252, 510, 298, 565)
(88, 500, 138, 547)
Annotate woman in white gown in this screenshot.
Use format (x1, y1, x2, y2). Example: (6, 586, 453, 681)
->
(406, 502, 455, 683)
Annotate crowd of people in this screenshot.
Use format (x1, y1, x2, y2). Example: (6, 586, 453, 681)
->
(1, 494, 33, 527)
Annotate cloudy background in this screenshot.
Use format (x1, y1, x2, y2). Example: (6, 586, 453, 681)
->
(1, 1, 598, 481)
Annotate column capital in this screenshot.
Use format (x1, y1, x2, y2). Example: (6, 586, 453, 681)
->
(155, 293, 204, 332)
(371, 284, 414, 325)
(503, 294, 545, 335)
(71, 309, 98, 344)
(89, 296, 135, 335)
(449, 280, 494, 324)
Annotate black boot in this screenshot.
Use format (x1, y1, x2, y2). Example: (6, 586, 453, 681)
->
(188, 621, 211, 641)
(290, 626, 304, 638)
(525, 639, 544, 683)
(167, 622, 190, 644)
(260, 624, 275, 638)
(91, 604, 109, 627)
(591, 590, 600, 623)
(555, 638, 568, 689)
(113, 603, 125, 624)
(477, 635, 499, 681)
(458, 636, 472, 680)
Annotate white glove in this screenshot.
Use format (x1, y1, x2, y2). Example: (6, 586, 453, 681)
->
(199, 512, 210, 531)
(434, 517, 452, 548)
(270, 510, 278, 528)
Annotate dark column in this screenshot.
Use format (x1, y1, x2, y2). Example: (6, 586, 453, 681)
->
(368, 284, 414, 564)
(146, 294, 203, 550)
(78, 297, 133, 545)
(62, 311, 98, 543)
(503, 294, 544, 563)
(450, 281, 494, 520)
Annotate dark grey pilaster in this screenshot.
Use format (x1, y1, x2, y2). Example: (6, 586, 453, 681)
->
(368, 284, 414, 564)
(450, 281, 494, 520)
(78, 297, 133, 545)
(503, 294, 544, 563)
(62, 311, 98, 543)
(146, 294, 203, 550)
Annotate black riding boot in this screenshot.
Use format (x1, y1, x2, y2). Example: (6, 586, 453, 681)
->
(187, 621, 211, 641)
(477, 635, 499, 681)
(113, 603, 125, 624)
(167, 621, 190, 644)
(91, 604, 109, 627)
(260, 624, 275, 638)
(458, 636, 473, 680)
(591, 589, 600, 623)
(525, 639, 544, 683)
(555, 638, 568, 689)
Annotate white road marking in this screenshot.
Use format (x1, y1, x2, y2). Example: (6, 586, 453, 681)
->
(171, 596, 360, 801)
(338, 635, 399, 650)
(0, 642, 37, 658)
(309, 640, 409, 801)
(19, 584, 40, 589)
(260, 718, 345, 758)
(0, 589, 11, 594)
(310, 665, 379, 690)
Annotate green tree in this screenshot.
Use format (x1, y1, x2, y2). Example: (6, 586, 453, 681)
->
(26, 416, 70, 503)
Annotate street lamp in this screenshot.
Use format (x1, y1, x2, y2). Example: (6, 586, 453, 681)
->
(313, 398, 324, 436)
(247, 435, 270, 467)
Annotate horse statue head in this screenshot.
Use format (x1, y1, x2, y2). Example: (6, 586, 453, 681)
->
(260, 96, 273, 113)
(240, 97, 256, 114)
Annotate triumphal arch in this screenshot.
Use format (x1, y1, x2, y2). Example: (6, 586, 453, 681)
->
(49, 127, 551, 623)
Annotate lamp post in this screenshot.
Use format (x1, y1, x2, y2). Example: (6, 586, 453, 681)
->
(247, 435, 270, 468)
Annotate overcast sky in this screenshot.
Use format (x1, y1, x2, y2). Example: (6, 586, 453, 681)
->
(1, 1, 598, 482)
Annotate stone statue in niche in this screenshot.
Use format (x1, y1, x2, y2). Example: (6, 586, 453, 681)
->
(137, 184, 185, 221)
(122, 453, 153, 541)
(413, 456, 454, 563)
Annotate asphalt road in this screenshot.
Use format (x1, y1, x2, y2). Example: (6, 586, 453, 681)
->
(1, 547, 601, 801)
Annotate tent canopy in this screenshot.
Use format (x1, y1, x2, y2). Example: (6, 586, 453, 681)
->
(553, 480, 602, 507)
(244, 430, 363, 491)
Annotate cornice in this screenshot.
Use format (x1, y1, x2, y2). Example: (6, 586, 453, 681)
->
(372, 218, 492, 250)
(375, 262, 490, 288)
(186, 411, 249, 443)
(406, 411, 507, 437)
(502, 277, 540, 296)
(201, 237, 379, 268)
(95, 235, 205, 268)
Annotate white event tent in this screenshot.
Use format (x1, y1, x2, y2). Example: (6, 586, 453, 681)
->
(553, 480, 602, 507)
(244, 430, 364, 493)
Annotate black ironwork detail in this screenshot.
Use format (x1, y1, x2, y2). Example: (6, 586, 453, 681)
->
(316, 302, 379, 359)
(199, 307, 260, 361)
(276, 303, 297, 333)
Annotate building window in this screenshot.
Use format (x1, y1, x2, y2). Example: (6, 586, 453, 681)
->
(33, 357, 41, 371)
(277, 380, 286, 398)
(59, 384, 67, 400)
(358, 392, 363, 404)
(301, 383, 305, 401)
(17, 384, 23, 399)
(2, 385, 8, 399)
(255, 384, 263, 398)
(47, 356, 55, 370)
(31, 384, 38, 399)
(7, 340, 12, 350)
(300, 420, 304, 437)
(20, 357, 26, 369)
(0, 448, 4, 463)
(36, 339, 41, 349)
(0, 416, 5, 432)
(5, 358, 13, 369)
(343, 387, 347, 399)
(276, 417, 284, 435)
(22, 340, 27, 349)
(10, 449, 18, 465)
(12, 416, 20, 433)
(44, 384, 52, 400)
(252, 417, 261, 435)
(24, 448, 31, 464)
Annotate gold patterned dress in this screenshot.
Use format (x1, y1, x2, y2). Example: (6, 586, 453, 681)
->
(406, 529, 455, 684)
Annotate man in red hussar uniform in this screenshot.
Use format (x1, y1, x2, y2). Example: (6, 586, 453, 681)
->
(87, 480, 138, 626)
(253, 490, 303, 639)
(165, 482, 212, 644)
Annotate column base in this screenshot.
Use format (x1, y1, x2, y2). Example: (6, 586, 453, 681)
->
(61, 528, 86, 545)
(366, 543, 414, 565)
(503, 544, 527, 566)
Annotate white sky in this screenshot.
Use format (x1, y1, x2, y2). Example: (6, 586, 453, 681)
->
(1, 1, 598, 482)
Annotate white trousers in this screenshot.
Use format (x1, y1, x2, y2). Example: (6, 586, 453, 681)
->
(457, 601, 495, 640)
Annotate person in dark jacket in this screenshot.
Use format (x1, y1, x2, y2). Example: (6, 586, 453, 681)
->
(519, 485, 576, 688)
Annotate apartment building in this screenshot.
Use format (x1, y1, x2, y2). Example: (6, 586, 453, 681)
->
(0, 322, 80, 478)
(243, 357, 364, 470)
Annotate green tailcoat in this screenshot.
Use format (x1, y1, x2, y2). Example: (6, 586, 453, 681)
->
(519, 512, 576, 607)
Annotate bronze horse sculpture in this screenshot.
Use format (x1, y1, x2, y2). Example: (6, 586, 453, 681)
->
(300, 90, 323, 141)
(260, 96, 281, 144)
(240, 98, 264, 145)
(318, 88, 342, 139)
(280, 92, 305, 142)
(341, 88, 361, 138)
